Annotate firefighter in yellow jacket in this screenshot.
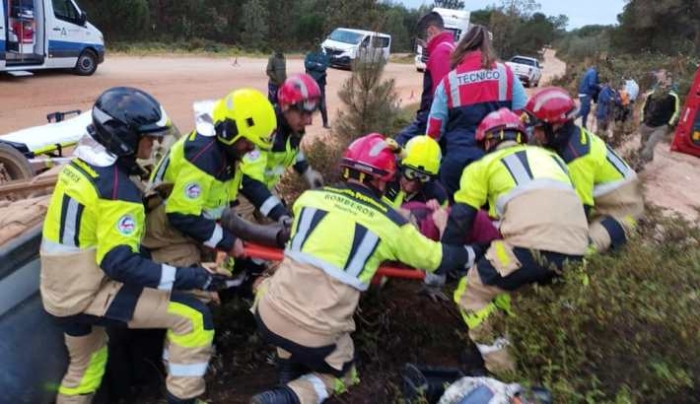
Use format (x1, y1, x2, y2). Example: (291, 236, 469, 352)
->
(250, 133, 477, 404)
(238, 74, 325, 226)
(40, 87, 231, 403)
(524, 87, 644, 254)
(443, 108, 589, 374)
(142, 89, 277, 267)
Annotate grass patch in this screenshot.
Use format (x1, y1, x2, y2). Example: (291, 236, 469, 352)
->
(390, 53, 417, 65)
(108, 40, 306, 58)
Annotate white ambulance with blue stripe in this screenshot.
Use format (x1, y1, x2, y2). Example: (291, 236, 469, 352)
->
(1, 0, 104, 76)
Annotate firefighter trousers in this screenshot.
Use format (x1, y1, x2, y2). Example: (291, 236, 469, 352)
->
(454, 240, 582, 374)
(255, 298, 359, 404)
(54, 288, 214, 403)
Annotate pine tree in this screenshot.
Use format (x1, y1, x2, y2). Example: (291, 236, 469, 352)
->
(334, 56, 400, 145)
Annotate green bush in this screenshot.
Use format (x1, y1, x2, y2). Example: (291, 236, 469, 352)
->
(506, 206, 700, 403)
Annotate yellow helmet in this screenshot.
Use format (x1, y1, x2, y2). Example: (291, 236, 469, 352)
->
(401, 136, 442, 176)
(212, 88, 277, 150)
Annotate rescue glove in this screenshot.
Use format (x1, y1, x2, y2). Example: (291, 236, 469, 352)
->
(174, 266, 231, 291)
(420, 272, 449, 303)
(278, 215, 293, 229)
(447, 243, 486, 281)
(303, 167, 324, 188)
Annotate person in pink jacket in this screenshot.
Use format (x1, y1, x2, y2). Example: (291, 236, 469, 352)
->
(396, 11, 456, 145)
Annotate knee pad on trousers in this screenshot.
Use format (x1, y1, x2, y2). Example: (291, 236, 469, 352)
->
(599, 216, 628, 250)
(169, 292, 214, 332)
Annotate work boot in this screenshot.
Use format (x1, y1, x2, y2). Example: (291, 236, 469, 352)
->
(250, 386, 301, 404)
(276, 357, 308, 384)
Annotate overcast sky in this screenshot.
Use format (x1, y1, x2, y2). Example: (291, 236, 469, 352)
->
(398, 0, 627, 29)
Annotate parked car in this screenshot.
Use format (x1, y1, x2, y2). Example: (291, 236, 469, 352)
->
(505, 55, 542, 88)
(321, 28, 391, 69)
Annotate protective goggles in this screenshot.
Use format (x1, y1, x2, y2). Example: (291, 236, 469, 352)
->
(291, 98, 320, 113)
(402, 167, 432, 183)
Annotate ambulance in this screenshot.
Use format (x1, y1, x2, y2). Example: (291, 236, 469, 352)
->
(1, 0, 104, 76)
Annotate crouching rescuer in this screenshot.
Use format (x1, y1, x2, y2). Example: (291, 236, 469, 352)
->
(443, 108, 589, 374)
(524, 87, 644, 254)
(142, 88, 278, 267)
(250, 134, 477, 404)
(40, 87, 231, 403)
(238, 73, 326, 225)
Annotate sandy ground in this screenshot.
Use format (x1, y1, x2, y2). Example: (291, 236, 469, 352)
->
(1, 50, 697, 219)
(0, 56, 424, 141)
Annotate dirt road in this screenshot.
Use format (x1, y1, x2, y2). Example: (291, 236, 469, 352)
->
(0, 56, 424, 140)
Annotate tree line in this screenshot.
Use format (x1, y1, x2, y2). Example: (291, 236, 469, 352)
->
(557, 0, 700, 59)
(80, 0, 566, 58)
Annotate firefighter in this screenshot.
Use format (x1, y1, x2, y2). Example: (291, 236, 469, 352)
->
(40, 87, 231, 403)
(142, 88, 277, 267)
(238, 73, 325, 226)
(524, 87, 644, 254)
(250, 133, 477, 404)
(384, 135, 448, 210)
(443, 108, 589, 374)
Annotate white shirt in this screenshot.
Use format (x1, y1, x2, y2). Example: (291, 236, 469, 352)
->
(625, 79, 640, 101)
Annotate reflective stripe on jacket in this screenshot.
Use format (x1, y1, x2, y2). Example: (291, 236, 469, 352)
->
(426, 51, 521, 147)
(556, 126, 637, 209)
(41, 159, 178, 319)
(240, 110, 308, 220)
(285, 183, 471, 291)
(453, 144, 589, 255)
(149, 131, 241, 252)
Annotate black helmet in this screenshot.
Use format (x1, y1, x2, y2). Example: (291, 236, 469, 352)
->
(90, 87, 171, 157)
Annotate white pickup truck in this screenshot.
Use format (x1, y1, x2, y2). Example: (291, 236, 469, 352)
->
(505, 55, 542, 88)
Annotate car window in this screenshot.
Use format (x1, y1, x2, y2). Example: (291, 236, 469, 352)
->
(52, 0, 81, 23)
(446, 28, 461, 41)
(510, 57, 536, 67)
(371, 36, 390, 48)
(329, 29, 364, 45)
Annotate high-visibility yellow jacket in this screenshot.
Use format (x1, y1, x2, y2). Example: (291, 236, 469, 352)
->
(447, 143, 589, 255)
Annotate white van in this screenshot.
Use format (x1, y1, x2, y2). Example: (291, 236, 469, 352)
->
(415, 7, 470, 72)
(322, 28, 391, 69)
(1, 0, 104, 76)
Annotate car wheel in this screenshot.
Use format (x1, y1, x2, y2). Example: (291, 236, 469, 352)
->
(73, 50, 98, 76)
(0, 143, 33, 185)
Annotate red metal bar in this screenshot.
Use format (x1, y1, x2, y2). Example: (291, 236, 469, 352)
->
(243, 242, 425, 280)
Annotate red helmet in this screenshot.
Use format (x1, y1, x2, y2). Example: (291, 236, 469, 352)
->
(341, 133, 399, 182)
(277, 73, 322, 112)
(524, 87, 578, 126)
(476, 108, 528, 152)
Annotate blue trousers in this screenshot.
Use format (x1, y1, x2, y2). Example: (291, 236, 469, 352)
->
(268, 82, 279, 106)
(578, 95, 591, 129)
(439, 146, 485, 200)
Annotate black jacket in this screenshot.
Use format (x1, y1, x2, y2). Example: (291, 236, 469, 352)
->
(641, 90, 680, 127)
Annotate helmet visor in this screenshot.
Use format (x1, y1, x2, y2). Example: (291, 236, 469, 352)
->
(137, 106, 173, 137)
(402, 167, 432, 183)
(292, 98, 320, 113)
